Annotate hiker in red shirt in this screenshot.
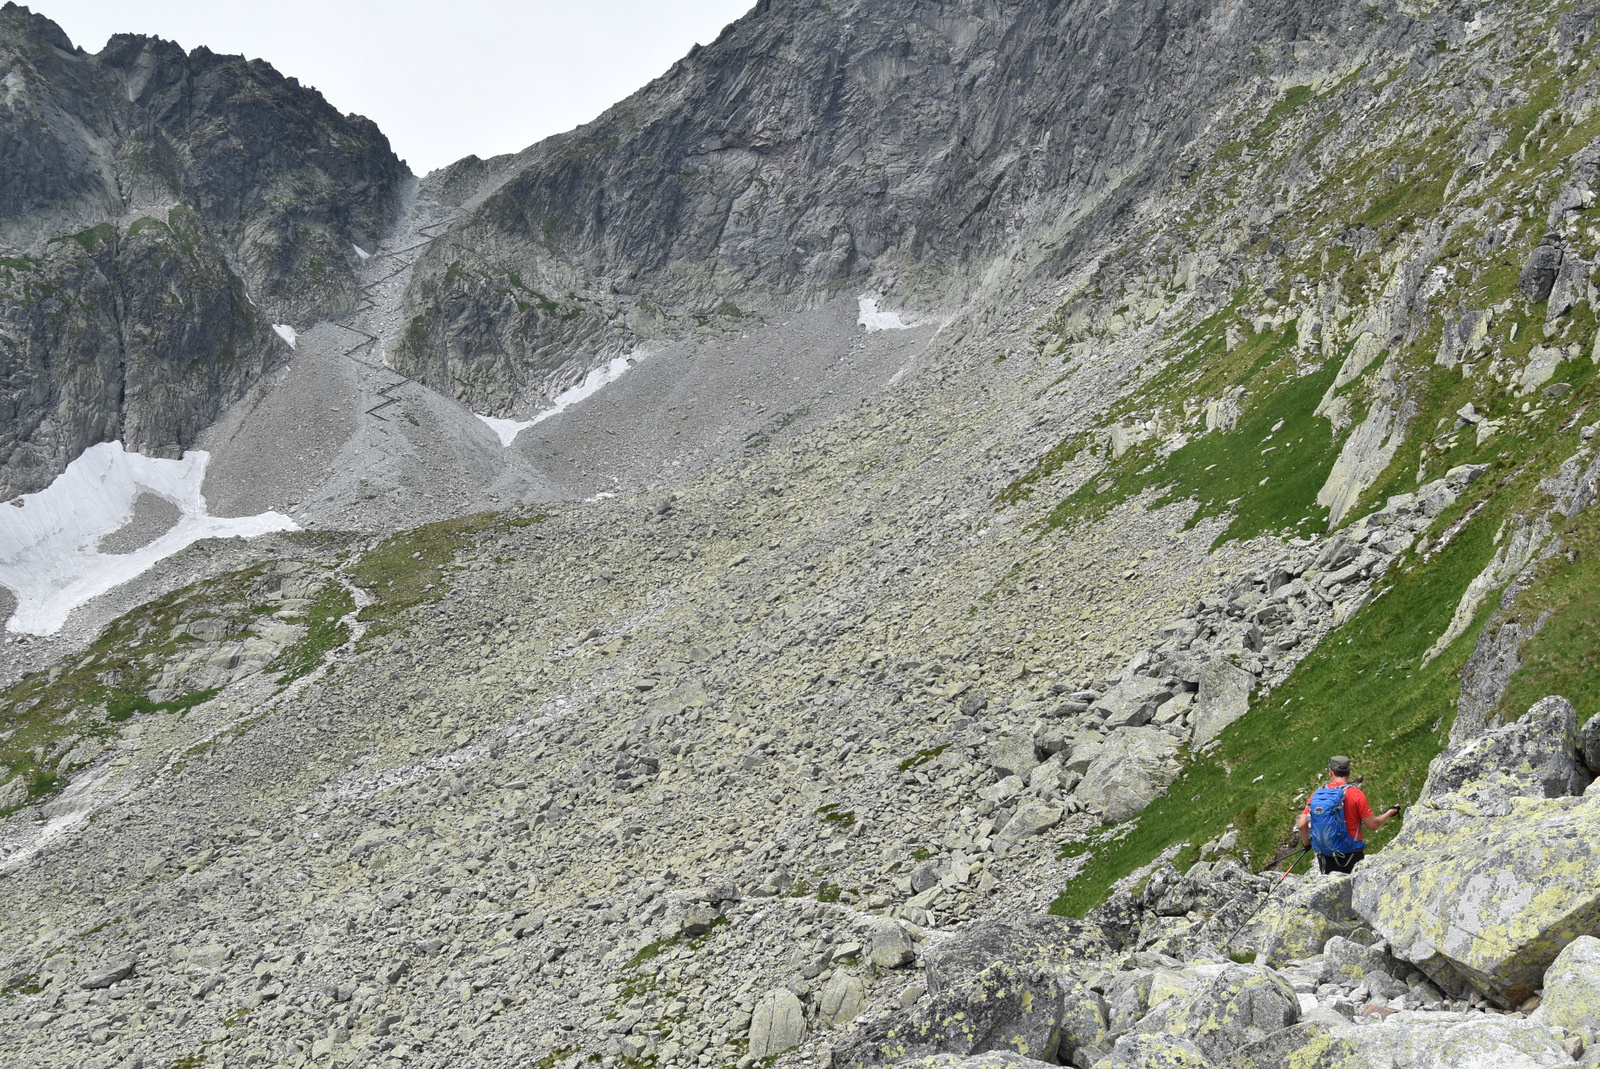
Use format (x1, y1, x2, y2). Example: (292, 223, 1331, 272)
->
(1294, 755, 1399, 874)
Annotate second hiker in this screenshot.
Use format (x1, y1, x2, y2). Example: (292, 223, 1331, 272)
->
(1295, 754, 1400, 874)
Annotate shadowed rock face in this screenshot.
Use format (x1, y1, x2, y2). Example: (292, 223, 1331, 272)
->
(395, 0, 1396, 414)
(0, 2, 409, 496)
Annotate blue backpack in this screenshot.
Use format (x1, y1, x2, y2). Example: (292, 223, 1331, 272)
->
(1308, 786, 1365, 855)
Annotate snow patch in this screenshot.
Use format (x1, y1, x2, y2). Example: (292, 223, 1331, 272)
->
(0, 442, 298, 635)
(473, 352, 645, 447)
(858, 296, 914, 332)
(353, 244, 371, 260)
(272, 324, 297, 348)
(475, 414, 537, 448)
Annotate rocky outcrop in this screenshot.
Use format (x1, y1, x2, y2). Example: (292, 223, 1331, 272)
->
(1354, 697, 1600, 1005)
(0, 3, 408, 495)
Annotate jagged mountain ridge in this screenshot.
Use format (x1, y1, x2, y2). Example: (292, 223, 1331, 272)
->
(0, 2, 407, 496)
(393, 0, 1400, 414)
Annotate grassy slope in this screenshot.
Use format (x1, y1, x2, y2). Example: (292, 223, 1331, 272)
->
(1027, 11, 1600, 911)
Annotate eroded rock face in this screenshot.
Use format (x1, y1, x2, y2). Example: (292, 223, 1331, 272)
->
(0, 4, 408, 496)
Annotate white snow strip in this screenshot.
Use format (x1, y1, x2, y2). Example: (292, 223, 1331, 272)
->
(533, 354, 639, 425)
(473, 352, 644, 447)
(0, 442, 298, 635)
(475, 414, 537, 448)
(272, 324, 297, 348)
(858, 295, 913, 332)
(353, 244, 371, 260)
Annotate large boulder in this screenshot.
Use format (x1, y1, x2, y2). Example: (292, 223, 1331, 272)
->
(1540, 935, 1600, 1037)
(1422, 695, 1590, 808)
(1092, 679, 1174, 730)
(1134, 964, 1299, 1063)
(1189, 660, 1254, 747)
(1099, 1033, 1207, 1068)
(749, 987, 808, 1059)
(818, 969, 868, 1029)
(990, 734, 1041, 780)
(1354, 697, 1600, 1005)
(1228, 1012, 1574, 1069)
(1237, 873, 1362, 966)
(829, 962, 1063, 1068)
(1581, 713, 1600, 777)
(1074, 728, 1179, 825)
(921, 916, 1111, 996)
(891, 1055, 1057, 1069)
(1352, 793, 1600, 1005)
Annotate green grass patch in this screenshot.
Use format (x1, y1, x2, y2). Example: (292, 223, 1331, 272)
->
(352, 511, 542, 640)
(815, 803, 856, 828)
(1042, 330, 1343, 546)
(1052, 484, 1509, 916)
(0, 565, 289, 814)
(1499, 499, 1600, 723)
(897, 744, 949, 772)
(266, 581, 355, 686)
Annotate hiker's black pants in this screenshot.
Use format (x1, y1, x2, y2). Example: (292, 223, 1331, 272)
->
(1317, 850, 1365, 874)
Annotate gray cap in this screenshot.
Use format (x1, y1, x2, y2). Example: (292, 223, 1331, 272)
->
(1328, 755, 1352, 775)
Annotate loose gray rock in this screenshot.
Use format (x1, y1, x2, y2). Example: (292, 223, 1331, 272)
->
(80, 960, 135, 989)
(868, 920, 918, 969)
(749, 988, 807, 1059)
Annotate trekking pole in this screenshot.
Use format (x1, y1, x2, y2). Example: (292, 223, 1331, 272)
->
(1222, 846, 1311, 946)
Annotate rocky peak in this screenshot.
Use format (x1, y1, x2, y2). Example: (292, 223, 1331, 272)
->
(0, 6, 409, 496)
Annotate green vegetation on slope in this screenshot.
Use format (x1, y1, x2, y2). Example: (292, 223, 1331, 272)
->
(265, 580, 355, 687)
(0, 567, 276, 814)
(351, 510, 544, 642)
(1052, 507, 1497, 916)
(1041, 326, 1347, 547)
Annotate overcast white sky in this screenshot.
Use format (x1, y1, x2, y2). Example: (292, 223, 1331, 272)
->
(30, 1, 756, 173)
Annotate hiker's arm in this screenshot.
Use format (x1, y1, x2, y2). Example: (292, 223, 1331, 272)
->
(1360, 806, 1400, 832)
(1294, 811, 1310, 847)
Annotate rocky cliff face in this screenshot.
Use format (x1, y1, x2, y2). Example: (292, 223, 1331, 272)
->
(0, 2, 408, 496)
(393, 0, 1400, 414)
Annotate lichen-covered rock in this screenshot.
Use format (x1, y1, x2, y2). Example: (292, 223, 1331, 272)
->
(895, 1053, 1058, 1069)
(1318, 936, 1407, 999)
(1352, 792, 1600, 1005)
(1239, 873, 1361, 966)
(1137, 963, 1298, 1063)
(828, 962, 1063, 1068)
(1057, 977, 1111, 1066)
(1099, 1033, 1208, 1069)
(1540, 935, 1600, 1036)
(1422, 695, 1590, 808)
(1227, 1012, 1574, 1069)
(921, 916, 1110, 996)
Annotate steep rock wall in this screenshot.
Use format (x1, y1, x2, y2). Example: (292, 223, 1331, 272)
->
(0, 2, 409, 496)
